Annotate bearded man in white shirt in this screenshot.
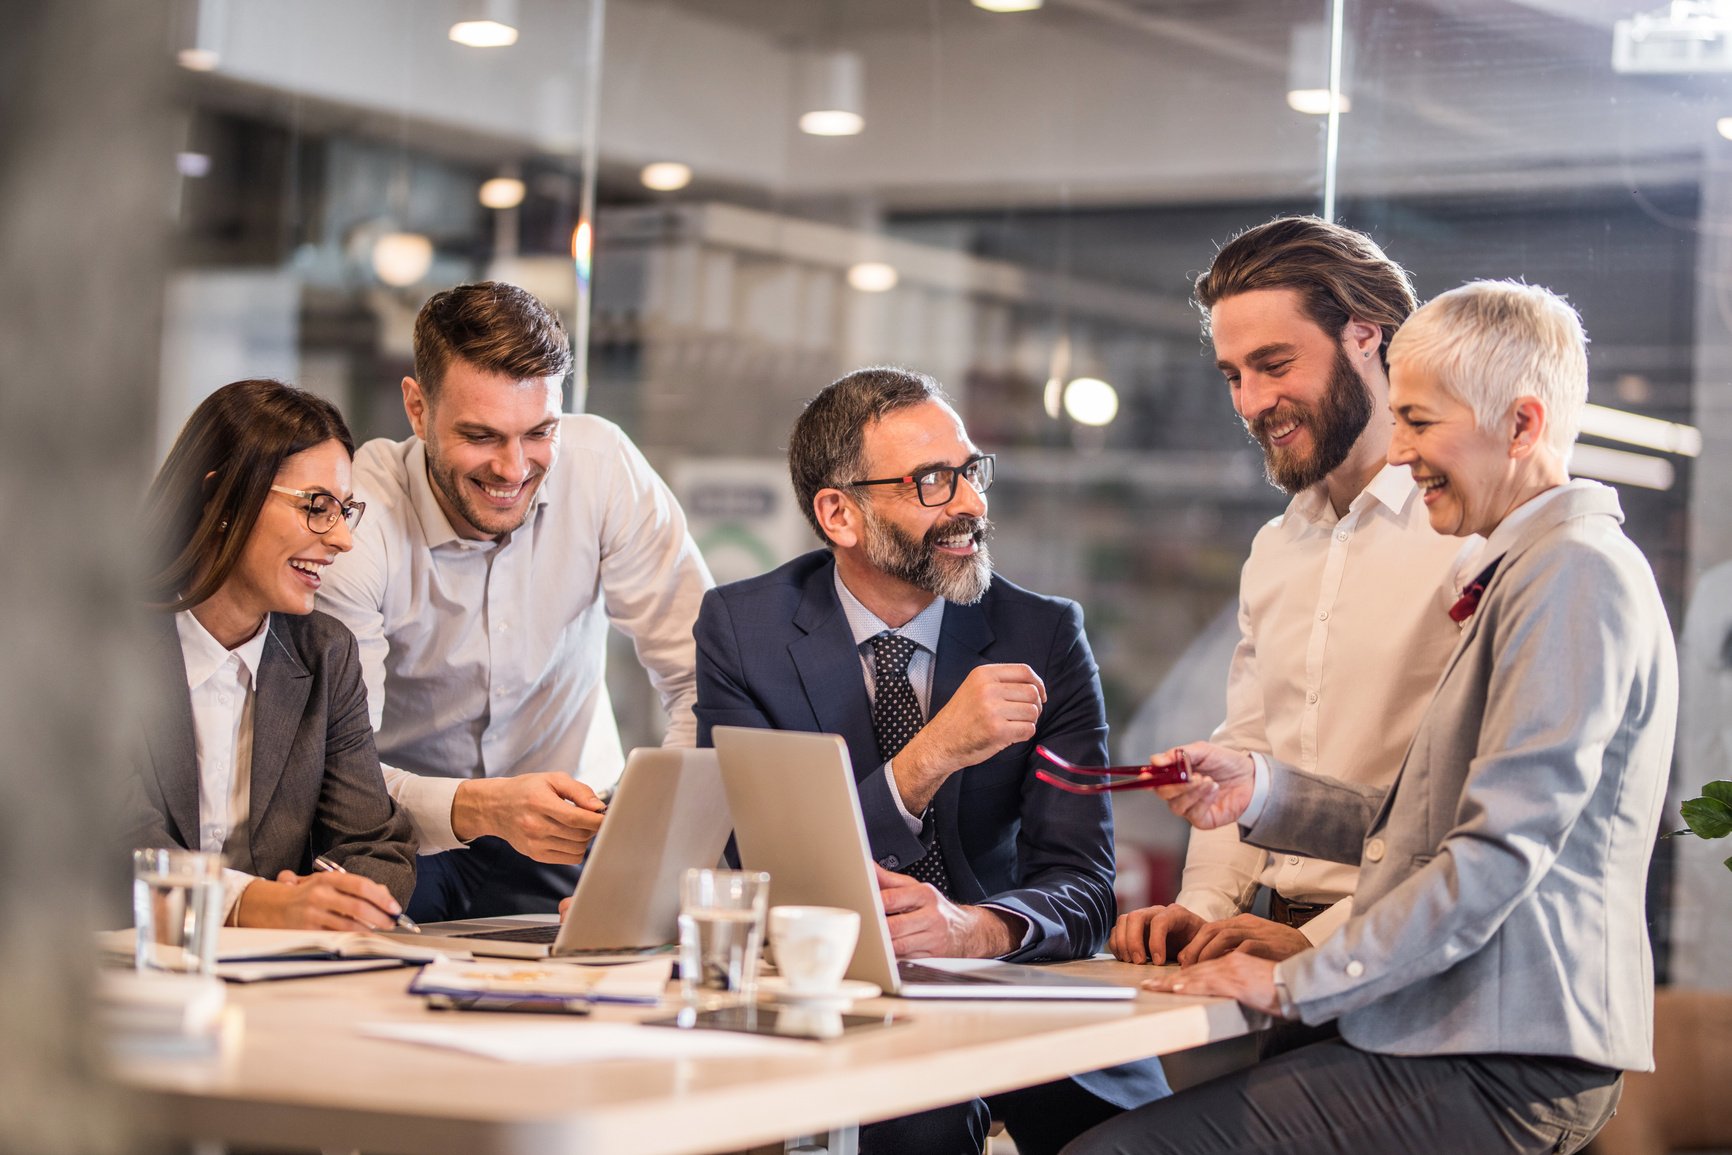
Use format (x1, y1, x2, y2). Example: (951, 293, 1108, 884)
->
(319, 282, 713, 921)
(1109, 217, 1473, 999)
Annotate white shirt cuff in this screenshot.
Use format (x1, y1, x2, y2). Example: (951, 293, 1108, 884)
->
(883, 759, 926, 835)
(221, 868, 254, 923)
(383, 765, 467, 853)
(1239, 752, 1273, 827)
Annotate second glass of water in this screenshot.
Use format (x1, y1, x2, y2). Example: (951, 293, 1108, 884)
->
(679, 868, 771, 1005)
(132, 847, 226, 975)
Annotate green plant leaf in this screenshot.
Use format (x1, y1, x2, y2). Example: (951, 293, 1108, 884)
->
(1724, 854, 1732, 874)
(1681, 796, 1732, 840)
(1704, 780, 1732, 808)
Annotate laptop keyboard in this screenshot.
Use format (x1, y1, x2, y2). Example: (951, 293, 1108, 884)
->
(453, 925, 563, 944)
(898, 961, 1002, 985)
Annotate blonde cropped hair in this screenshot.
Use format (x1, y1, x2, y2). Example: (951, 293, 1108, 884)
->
(1388, 280, 1588, 461)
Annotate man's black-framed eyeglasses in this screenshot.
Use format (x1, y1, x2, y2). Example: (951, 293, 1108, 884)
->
(847, 453, 995, 508)
(269, 485, 367, 533)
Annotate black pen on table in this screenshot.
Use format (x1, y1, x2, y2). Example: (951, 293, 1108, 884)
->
(312, 855, 421, 933)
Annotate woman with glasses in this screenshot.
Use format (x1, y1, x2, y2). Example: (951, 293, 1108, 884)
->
(127, 379, 414, 930)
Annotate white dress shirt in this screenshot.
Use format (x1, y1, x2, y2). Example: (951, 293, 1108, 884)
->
(318, 414, 714, 851)
(1175, 463, 1477, 945)
(175, 610, 269, 919)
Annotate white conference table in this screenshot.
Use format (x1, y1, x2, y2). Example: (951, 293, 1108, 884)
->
(114, 958, 1253, 1155)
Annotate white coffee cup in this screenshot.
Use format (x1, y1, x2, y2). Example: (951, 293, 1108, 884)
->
(768, 905, 860, 995)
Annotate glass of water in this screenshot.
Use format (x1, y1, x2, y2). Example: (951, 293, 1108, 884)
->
(132, 847, 225, 975)
(679, 868, 771, 1005)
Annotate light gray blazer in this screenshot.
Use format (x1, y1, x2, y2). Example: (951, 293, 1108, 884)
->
(1247, 483, 1676, 1071)
(125, 611, 416, 906)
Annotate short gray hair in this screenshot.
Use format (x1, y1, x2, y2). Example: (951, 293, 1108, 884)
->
(1388, 280, 1588, 460)
(788, 366, 946, 546)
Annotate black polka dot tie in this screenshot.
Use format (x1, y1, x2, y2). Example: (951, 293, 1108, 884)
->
(870, 631, 953, 897)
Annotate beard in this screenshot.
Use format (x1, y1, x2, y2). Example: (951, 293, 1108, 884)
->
(424, 443, 542, 539)
(859, 503, 994, 606)
(1246, 345, 1374, 494)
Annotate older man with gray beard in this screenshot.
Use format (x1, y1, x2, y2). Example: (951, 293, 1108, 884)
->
(694, 365, 1170, 1155)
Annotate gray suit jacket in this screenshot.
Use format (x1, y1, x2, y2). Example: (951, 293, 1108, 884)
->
(1247, 483, 1675, 1071)
(126, 611, 416, 906)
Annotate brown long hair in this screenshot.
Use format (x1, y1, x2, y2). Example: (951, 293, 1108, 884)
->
(1194, 216, 1417, 369)
(143, 379, 354, 611)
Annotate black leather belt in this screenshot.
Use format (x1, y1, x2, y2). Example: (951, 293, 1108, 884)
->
(1269, 894, 1329, 929)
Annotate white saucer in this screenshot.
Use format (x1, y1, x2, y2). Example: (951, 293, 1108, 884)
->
(756, 977, 882, 1006)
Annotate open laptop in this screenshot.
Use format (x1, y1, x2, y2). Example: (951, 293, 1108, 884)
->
(395, 747, 732, 960)
(712, 726, 1136, 1000)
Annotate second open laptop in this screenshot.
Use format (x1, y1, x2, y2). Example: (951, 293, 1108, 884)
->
(712, 726, 1136, 1000)
(395, 747, 732, 961)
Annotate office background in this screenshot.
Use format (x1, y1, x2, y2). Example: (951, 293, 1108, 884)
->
(4, 2, 1730, 1148)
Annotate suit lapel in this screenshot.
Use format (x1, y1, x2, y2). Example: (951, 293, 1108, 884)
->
(789, 561, 879, 773)
(143, 615, 201, 848)
(246, 615, 310, 871)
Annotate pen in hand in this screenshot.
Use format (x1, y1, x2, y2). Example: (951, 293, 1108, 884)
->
(312, 855, 421, 933)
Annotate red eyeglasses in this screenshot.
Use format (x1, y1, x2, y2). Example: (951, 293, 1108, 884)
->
(1033, 745, 1192, 794)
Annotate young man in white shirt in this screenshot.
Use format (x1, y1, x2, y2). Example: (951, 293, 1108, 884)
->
(319, 282, 713, 920)
(1110, 218, 1473, 988)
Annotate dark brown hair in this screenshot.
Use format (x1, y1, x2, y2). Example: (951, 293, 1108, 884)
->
(412, 281, 572, 399)
(1194, 216, 1417, 368)
(788, 366, 946, 546)
(143, 379, 354, 610)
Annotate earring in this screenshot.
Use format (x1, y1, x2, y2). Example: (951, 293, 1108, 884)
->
(1364, 349, 1373, 359)
(219, 519, 229, 531)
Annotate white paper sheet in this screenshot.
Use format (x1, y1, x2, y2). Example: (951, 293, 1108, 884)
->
(360, 1020, 814, 1062)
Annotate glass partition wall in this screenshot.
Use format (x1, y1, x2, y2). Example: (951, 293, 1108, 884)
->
(163, 0, 1732, 981)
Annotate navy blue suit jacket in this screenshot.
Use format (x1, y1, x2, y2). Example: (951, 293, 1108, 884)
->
(695, 549, 1117, 964)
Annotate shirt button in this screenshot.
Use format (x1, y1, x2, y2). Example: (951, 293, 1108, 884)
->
(1336, 531, 1349, 542)
(218, 694, 232, 706)
(1317, 611, 1328, 622)
(496, 621, 509, 632)
(1346, 960, 1365, 978)
(1365, 838, 1385, 862)
(883, 855, 900, 869)
(1287, 855, 1300, 866)
(1306, 691, 1319, 704)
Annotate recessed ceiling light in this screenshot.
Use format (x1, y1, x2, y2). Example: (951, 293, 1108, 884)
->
(640, 162, 694, 191)
(847, 262, 898, 292)
(973, 0, 1043, 10)
(478, 177, 526, 209)
(1718, 116, 1732, 140)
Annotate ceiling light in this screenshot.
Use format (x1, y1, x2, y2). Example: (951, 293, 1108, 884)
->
(1568, 444, 1674, 491)
(1718, 116, 1732, 140)
(175, 152, 212, 178)
(972, 0, 1043, 10)
(450, 0, 518, 47)
(798, 50, 865, 136)
(478, 177, 526, 210)
(640, 162, 694, 191)
(1063, 378, 1119, 427)
(1578, 403, 1702, 457)
(371, 232, 434, 287)
(847, 262, 898, 292)
(1286, 89, 1352, 115)
(177, 0, 226, 72)
(177, 47, 220, 71)
(1287, 21, 1351, 116)
(799, 110, 865, 137)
